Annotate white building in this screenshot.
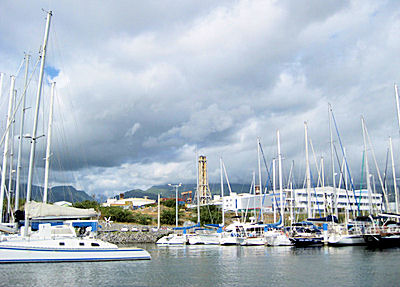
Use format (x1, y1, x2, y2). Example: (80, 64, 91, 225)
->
(213, 193, 273, 212)
(102, 197, 156, 209)
(211, 186, 383, 214)
(287, 186, 383, 213)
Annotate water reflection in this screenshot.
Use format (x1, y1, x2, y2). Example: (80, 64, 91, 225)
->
(1, 244, 400, 287)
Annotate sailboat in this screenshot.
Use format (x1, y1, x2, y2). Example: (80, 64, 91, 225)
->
(0, 202, 151, 263)
(0, 11, 151, 262)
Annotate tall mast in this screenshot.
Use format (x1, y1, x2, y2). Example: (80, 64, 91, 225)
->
(272, 159, 276, 222)
(24, 11, 52, 236)
(252, 171, 256, 220)
(0, 73, 3, 216)
(321, 157, 326, 216)
(195, 150, 200, 224)
(361, 117, 373, 214)
(220, 157, 225, 225)
(7, 89, 17, 222)
(304, 121, 312, 218)
(15, 54, 30, 211)
(389, 137, 399, 214)
(43, 82, 55, 203)
(328, 104, 338, 217)
(0, 76, 16, 223)
(257, 137, 263, 221)
(277, 129, 284, 226)
(364, 119, 390, 212)
(288, 160, 294, 226)
(395, 84, 400, 136)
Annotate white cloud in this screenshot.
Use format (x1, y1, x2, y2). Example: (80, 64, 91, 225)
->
(1, 0, 399, 197)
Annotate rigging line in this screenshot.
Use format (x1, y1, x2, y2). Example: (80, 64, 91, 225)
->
(259, 142, 272, 189)
(383, 147, 389, 194)
(309, 169, 322, 218)
(14, 57, 25, 78)
(359, 150, 365, 205)
(244, 176, 254, 223)
(364, 121, 390, 211)
(333, 143, 355, 215)
(309, 138, 322, 187)
(0, 57, 41, 150)
(258, 160, 274, 222)
(330, 109, 360, 214)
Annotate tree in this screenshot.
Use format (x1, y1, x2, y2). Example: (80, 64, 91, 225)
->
(191, 205, 222, 225)
(160, 207, 184, 225)
(73, 200, 100, 210)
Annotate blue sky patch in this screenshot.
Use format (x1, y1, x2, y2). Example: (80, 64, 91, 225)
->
(45, 65, 60, 79)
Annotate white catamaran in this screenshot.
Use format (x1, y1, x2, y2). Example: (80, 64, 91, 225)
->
(0, 11, 151, 263)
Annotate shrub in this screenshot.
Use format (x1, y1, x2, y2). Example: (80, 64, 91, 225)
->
(191, 205, 222, 225)
(73, 200, 100, 210)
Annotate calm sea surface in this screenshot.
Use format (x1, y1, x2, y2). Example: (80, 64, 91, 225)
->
(1, 244, 399, 287)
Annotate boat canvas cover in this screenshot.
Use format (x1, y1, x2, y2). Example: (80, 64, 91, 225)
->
(25, 201, 98, 219)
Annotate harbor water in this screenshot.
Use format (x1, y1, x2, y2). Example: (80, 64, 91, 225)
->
(1, 244, 399, 287)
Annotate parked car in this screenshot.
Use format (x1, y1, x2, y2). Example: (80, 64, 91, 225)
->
(131, 227, 139, 232)
(120, 227, 129, 232)
(151, 227, 158, 232)
(141, 227, 150, 232)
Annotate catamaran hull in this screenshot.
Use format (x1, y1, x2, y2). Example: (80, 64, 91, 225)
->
(219, 236, 240, 246)
(0, 246, 151, 263)
(265, 234, 292, 246)
(290, 237, 323, 247)
(363, 234, 400, 248)
(240, 237, 265, 246)
(328, 235, 365, 246)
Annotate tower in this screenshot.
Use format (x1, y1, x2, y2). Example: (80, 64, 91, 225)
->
(197, 155, 212, 204)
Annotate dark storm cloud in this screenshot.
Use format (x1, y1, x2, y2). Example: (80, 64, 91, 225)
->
(1, 1, 400, 196)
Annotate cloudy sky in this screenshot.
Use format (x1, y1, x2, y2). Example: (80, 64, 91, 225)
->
(1, 0, 400, 198)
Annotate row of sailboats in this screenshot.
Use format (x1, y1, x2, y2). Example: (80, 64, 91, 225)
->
(0, 11, 151, 262)
(158, 84, 400, 248)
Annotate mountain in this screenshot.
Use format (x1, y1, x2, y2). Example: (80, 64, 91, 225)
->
(120, 182, 398, 202)
(121, 183, 253, 200)
(8, 180, 93, 203)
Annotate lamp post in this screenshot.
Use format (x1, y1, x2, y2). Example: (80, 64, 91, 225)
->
(169, 183, 182, 227)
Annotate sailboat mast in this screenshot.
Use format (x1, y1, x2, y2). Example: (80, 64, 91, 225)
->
(43, 82, 55, 203)
(395, 84, 400, 136)
(220, 157, 225, 225)
(328, 104, 338, 217)
(24, 11, 52, 236)
(272, 159, 276, 222)
(277, 130, 284, 226)
(7, 89, 17, 222)
(257, 137, 263, 222)
(15, 54, 30, 211)
(288, 160, 294, 226)
(0, 76, 16, 223)
(361, 117, 373, 214)
(196, 151, 200, 224)
(304, 121, 312, 218)
(389, 137, 399, 214)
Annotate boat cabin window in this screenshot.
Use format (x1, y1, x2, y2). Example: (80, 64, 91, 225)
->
(79, 242, 85, 246)
(91, 243, 100, 247)
(59, 242, 65, 246)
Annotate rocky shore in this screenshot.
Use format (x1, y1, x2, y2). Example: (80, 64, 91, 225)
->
(97, 222, 172, 244)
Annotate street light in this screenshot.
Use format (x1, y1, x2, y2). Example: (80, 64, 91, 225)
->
(168, 183, 182, 227)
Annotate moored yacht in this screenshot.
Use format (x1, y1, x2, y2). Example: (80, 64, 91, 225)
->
(0, 222, 151, 263)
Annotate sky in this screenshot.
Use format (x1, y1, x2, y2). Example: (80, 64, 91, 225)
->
(1, 0, 400, 198)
